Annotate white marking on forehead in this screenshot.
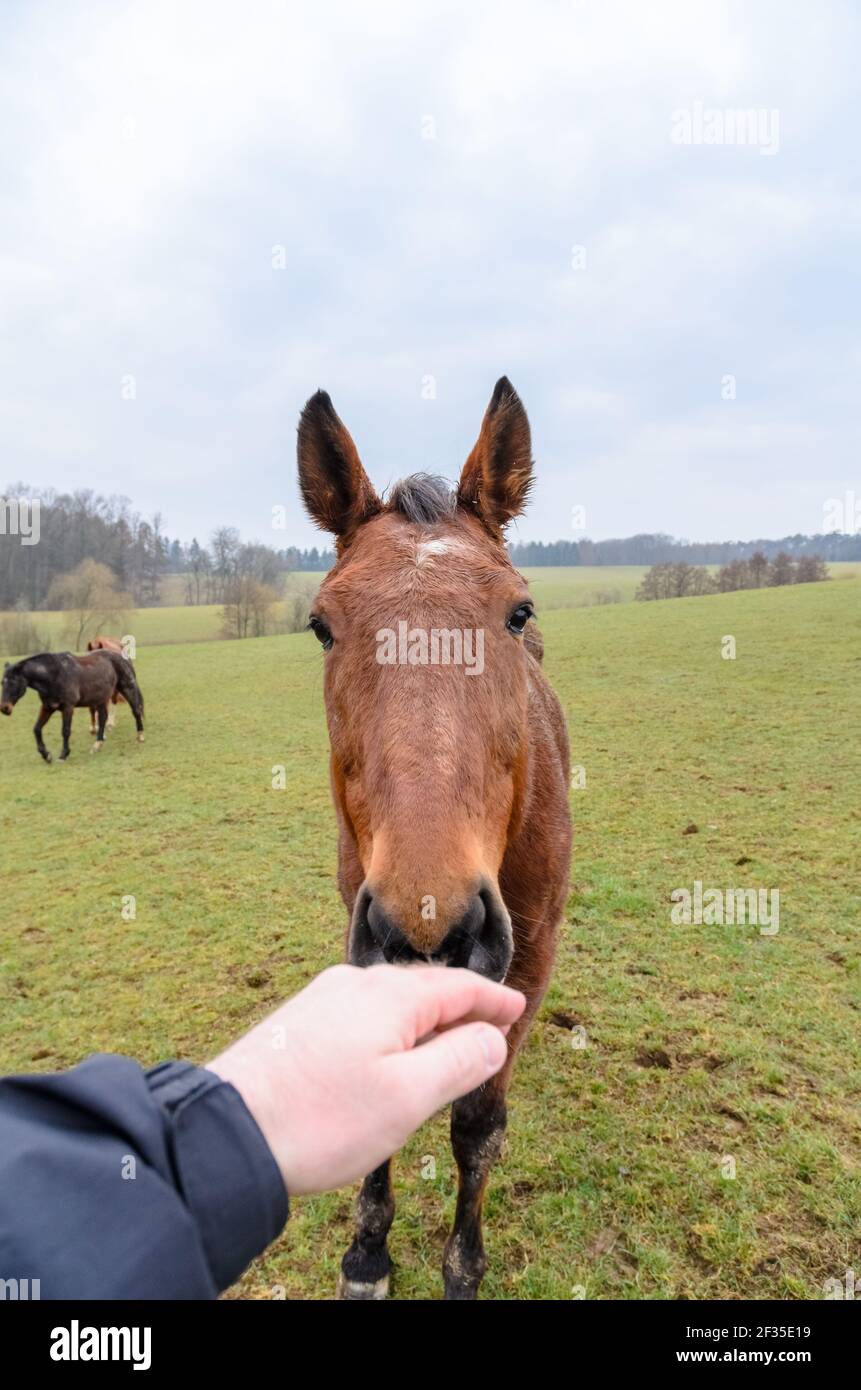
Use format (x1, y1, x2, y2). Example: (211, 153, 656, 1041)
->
(414, 537, 471, 565)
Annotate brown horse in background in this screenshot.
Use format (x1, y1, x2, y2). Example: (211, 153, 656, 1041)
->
(298, 377, 572, 1299)
(87, 635, 127, 733)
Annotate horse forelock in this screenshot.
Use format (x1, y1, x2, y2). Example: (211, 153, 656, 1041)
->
(385, 474, 456, 526)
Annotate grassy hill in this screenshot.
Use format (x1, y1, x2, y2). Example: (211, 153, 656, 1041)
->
(0, 574, 858, 1298)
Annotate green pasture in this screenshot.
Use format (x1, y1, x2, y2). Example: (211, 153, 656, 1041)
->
(6, 572, 324, 651)
(6, 564, 859, 654)
(0, 571, 858, 1299)
(524, 560, 861, 611)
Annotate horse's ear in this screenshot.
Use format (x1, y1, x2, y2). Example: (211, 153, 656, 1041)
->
(457, 377, 533, 534)
(297, 390, 381, 539)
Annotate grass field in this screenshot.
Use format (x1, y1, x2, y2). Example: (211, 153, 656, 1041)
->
(120, 565, 653, 620)
(8, 572, 325, 650)
(0, 571, 859, 1299)
(10, 563, 860, 653)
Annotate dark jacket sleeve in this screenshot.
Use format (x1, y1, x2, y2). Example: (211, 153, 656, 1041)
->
(0, 1055, 288, 1299)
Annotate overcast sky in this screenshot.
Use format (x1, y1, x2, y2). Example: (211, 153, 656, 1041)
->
(1, 0, 858, 550)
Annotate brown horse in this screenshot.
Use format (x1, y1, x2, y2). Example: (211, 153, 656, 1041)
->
(86, 636, 126, 733)
(297, 377, 572, 1299)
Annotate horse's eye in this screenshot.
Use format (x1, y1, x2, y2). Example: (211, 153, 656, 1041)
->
(507, 603, 534, 635)
(308, 616, 333, 651)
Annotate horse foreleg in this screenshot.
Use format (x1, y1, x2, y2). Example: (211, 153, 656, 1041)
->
(89, 707, 97, 736)
(443, 923, 556, 1299)
(443, 1070, 510, 1300)
(338, 1159, 395, 1300)
(58, 706, 73, 760)
(33, 705, 54, 762)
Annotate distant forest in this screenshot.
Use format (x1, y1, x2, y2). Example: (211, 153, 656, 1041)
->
(1, 485, 859, 610)
(507, 532, 861, 567)
(0, 487, 334, 610)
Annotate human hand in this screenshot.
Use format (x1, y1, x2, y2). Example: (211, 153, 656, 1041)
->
(207, 963, 525, 1195)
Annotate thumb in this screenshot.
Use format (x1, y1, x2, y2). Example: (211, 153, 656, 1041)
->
(387, 1023, 509, 1122)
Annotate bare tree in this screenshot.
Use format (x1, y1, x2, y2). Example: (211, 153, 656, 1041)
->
(47, 559, 132, 649)
(717, 559, 751, 592)
(795, 554, 829, 583)
(220, 577, 279, 639)
(748, 550, 769, 588)
(185, 539, 211, 605)
(210, 527, 241, 603)
(138, 513, 167, 606)
(636, 564, 670, 600)
(636, 563, 713, 600)
(768, 552, 796, 587)
(687, 567, 718, 596)
(669, 562, 697, 597)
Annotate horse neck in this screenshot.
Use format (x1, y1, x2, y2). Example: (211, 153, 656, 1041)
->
(21, 656, 50, 694)
(517, 660, 570, 825)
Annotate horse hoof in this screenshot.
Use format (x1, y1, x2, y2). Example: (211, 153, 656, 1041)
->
(91, 742, 103, 754)
(337, 1273, 389, 1301)
(137, 732, 145, 743)
(44, 754, 52, 764)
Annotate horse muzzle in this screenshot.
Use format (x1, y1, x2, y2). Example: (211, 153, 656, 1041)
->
(349, 881, 514, 982)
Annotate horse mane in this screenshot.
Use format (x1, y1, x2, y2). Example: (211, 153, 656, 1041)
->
(386, 473, 456, 525)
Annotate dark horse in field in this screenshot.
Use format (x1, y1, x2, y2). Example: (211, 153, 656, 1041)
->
(1, 650, 145, 761)
(298, 377, 572, 1299)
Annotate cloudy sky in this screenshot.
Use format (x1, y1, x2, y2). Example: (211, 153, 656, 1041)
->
(1, 0, 858, 549)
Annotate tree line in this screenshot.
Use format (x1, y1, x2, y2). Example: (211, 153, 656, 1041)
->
(2, 483, 855, 613)
(183, 530, 333, 607)
(1, 486, 171, 611)
(635, 551, 829, 601)
(0, 487, 334, 610)
(508, 530, 861, 568)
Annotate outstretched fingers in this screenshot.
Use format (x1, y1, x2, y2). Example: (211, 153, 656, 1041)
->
(365, 963, 525, 1048)
(381, 1021, 509, 1123)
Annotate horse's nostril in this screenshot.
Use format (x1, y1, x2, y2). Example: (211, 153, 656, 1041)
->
(350, 887, 425, 967)
(431, 895, 485, 969)
(432, 889, 513, 981)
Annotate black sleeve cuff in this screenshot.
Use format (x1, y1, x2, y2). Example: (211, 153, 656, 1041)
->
(147, 1061, 288, 1292)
